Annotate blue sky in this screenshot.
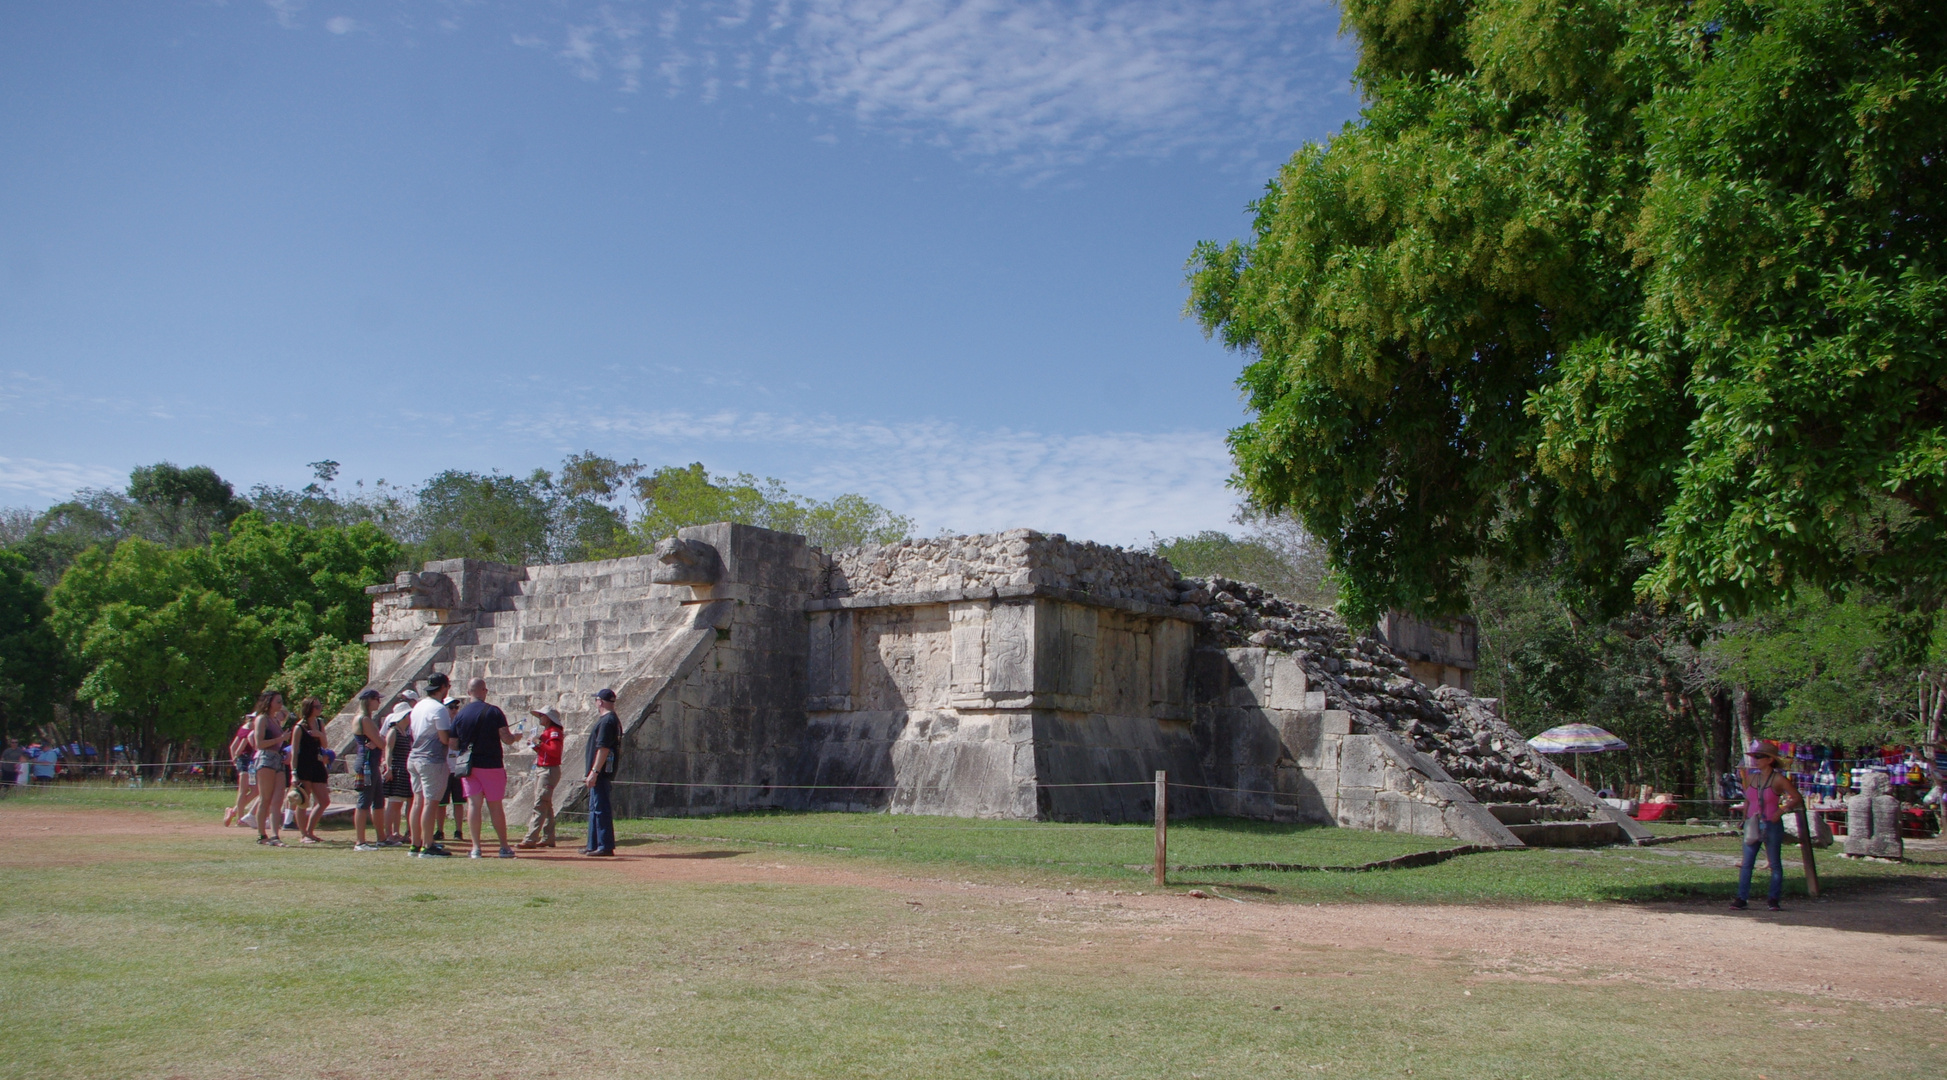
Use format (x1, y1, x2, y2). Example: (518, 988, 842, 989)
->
(0, 0, 1357, 545)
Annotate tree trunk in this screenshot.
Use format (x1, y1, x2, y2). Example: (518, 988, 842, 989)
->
(141, 716, 164, 783)
(1733, 686, 1757, 751)
(1708, 688, 1734, 806)
(1925, 671, 1945, 831)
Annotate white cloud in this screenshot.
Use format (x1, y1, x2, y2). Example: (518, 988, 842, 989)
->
(525, 0, 1352, 168)
(249, 0, 1352, 168)
(264, 0, 306, 30)
(512, 406, 1237, 545)
(0, 457, 126, 502)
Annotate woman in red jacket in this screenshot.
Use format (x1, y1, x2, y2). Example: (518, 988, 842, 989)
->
(517, 707, 565, 849)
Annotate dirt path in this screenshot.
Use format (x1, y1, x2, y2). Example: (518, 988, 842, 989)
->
(9, 805, 1945, 1007)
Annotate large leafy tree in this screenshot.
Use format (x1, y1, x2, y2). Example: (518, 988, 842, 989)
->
(194, 512, 400, 659)
(1188, 0, 1946, 626)
(48, 540, 273, 765)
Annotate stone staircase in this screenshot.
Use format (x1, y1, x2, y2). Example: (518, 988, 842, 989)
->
(439, 557, 691, 722)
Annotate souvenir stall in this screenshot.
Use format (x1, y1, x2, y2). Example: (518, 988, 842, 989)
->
(1770, 741, 1941, 839)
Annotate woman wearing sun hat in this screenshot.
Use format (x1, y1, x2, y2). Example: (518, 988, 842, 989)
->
(1733, 739, 1804, 911)
(517, 707, 565, 849)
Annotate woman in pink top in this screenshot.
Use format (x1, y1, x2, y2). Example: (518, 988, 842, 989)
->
(223, 715, 258, 827)
(1732, 739, 1802, 911)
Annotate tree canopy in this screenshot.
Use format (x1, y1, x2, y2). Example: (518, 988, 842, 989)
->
(0, 550, 68, 737)
(1188, 0, 1946, 627)
(47, 540, 272, 756)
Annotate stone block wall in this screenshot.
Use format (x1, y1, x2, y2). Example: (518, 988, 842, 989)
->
(799, 592, 1205, 821)
(327, 523, 1543, 845)
(1193, 646, 1520, 845)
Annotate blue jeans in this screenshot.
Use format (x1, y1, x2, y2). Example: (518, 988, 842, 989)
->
(1738, 819, 1785, 903)
(585, 775, 615, 854)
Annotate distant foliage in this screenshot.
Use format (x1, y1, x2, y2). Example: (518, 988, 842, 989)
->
(266, 635, 371, 719)
(408, 469, 557, 567)
(631, 463, 913, 552)
(1150, 512, 1333, 607)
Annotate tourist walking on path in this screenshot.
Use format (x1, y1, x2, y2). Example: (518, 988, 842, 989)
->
(379, 692, 416, 844)
(290, 697, 333, 844)
(251, 692, 291, 846)
(407, 674, 456, 857)
(518, 708, 564, 849)
(454, 678, 521, 858)
(350, 689, 386, 850)
(583, 688, 622, 857)
(223, 715, 257, 827)
(1733, 739, 1803, 911)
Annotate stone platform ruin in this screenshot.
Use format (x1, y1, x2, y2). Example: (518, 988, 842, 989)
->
(324, 523, 1646, 848)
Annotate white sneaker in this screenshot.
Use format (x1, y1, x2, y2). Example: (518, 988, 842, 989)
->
(353, 843, 381, 852)
(239, 813, 257, 828)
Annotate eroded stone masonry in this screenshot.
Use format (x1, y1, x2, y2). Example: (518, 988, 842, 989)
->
(325, 524, 1648, 848)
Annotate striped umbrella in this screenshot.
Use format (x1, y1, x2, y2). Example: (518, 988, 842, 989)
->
(1527, 723, 1629, 755)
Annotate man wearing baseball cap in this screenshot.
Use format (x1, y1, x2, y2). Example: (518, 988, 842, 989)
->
(517, 707, 565, 849)
(583, 689, 621, 857)
(406, 673, 458, 857)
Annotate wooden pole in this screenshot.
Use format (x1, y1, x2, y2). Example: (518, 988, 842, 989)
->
(1154, 770, 1167, 888)
(1793, 806, 1821, 899)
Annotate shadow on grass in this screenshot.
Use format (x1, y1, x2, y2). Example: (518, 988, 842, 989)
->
(1614, 873, 1947, 940)
(644, 850, 751, 860)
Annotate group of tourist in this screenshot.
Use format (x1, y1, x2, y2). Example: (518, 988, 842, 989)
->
(223, 672, 620, 858)
(2, 739, 61, 786)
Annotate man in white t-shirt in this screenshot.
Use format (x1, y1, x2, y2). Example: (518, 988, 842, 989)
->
(406, 672, 457, 857)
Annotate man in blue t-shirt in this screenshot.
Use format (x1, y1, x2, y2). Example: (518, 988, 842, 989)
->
(583, 688, 621, 857)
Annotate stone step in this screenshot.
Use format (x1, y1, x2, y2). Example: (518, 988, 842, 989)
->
(1506, 820, 1625, 847)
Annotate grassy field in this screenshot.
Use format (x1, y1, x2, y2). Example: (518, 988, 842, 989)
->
(1, 784, 1941, 1079)
(627, 807, 1944, 904)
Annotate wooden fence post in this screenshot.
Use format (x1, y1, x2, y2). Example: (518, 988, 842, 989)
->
(1154, 770, 1167, 888)
(1794, 806, 1821, 899)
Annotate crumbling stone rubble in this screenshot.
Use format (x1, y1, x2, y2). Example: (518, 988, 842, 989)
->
(1179, 575, 1582, 815)
(826, 529, 1182, 602)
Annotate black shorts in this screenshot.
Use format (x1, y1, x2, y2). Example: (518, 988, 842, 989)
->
(442, 775, 466, 804)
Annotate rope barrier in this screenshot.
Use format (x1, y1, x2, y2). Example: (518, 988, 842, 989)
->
(1, 758, 234, 770)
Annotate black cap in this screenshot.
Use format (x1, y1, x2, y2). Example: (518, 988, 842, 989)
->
(425, 672, 450, 690)
(356, 688, 381, 701)
(594, 688, 616, 702)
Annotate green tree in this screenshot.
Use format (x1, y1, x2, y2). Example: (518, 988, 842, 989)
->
(194, 512, 400, 659)
(1187, 0, 1947, 626)
(408, 470, 555, 566)
(126, 463, 250, 547)
(1150, 514, 1335, 606)
(1710, 593, 1937, 747)
(551, 452, 644, 561)
(48, 540, 273, 766)
(0, 550, 69, 737)
(266, 635, 371, 718)
(631, 464, 912, 551)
